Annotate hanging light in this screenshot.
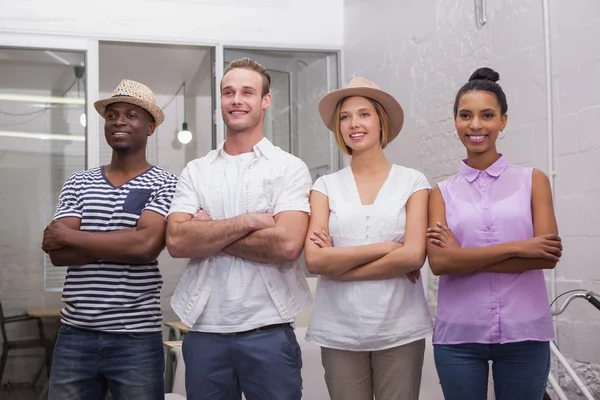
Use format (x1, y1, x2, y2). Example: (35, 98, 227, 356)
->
(177, 82, 192, 144)
(79, 113, 87, 127)
(178, 122, 192, 144)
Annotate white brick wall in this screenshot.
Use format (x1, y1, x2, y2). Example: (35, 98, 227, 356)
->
(344, 0, 600, 397)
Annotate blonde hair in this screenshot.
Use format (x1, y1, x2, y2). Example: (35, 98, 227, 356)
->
(332, 97, 392, 155)
(222, 57, 271, 97)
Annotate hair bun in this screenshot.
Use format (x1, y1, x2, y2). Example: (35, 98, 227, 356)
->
(469, 67, 500, 83)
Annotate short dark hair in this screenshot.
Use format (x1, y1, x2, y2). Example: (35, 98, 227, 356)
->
(453, 67, 508, 116)
(222, 57, 271, 97)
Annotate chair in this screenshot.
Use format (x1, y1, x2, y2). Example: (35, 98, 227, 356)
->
(0, 302, 52, 386)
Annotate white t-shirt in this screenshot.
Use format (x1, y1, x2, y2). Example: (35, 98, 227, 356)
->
(192, 151, 286, 332)
(306, 165, 434, 351)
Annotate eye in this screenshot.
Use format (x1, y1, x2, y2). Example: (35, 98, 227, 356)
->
(128, 113, 137, 118)
(360, 112, 370, 117)
(340, 115, 349, 120)
(484, 113, 494, 119)
(244, 91, 253, 95)
(459, 113, 471, 120)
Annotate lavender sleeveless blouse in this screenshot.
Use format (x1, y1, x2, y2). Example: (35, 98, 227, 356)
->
(433, 155, 555, 345)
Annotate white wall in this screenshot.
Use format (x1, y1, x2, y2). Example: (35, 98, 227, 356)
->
(0, 0, 344, 48)
(344, 0, 600, 397)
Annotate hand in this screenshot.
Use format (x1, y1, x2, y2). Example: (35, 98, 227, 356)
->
(517, 234, 562, 261)
(246, 213, 276, 230)
(406, 269, 421, 284)
(42, 221, 70, 252)
(310, 229, 333, 248)
(192, 209, 211, 221)
(426, 222, 459, 248)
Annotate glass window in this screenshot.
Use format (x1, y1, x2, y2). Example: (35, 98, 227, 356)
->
(0, 47, 87, 291)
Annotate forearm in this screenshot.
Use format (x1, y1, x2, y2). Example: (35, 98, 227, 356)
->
(48, 247, 97, 267)
(167, 216, 255, 259)
(429, 241, 520, 275)
(305, 242, 392, 277)
(485, 257, 557, 273)
(336, 247, 424, 281)
(65, 229, 163, 264)
(222, 228, 301, 263)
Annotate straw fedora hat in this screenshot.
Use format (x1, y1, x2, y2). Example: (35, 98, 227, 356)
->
(94, 79, 165, 126)
(318, 77, 404, 140)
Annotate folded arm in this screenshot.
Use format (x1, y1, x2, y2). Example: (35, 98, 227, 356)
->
(222, 211, 309, 263)
(335, 189, 430, 281)
(44, 218, 97, 266)
(427, 170, 561, 275)
(304, 190, 395, 277)
(166, 212, 261, 259)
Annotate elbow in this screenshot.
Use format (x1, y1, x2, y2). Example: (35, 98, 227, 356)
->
(279, 242, 303, 263)
(166, 235, 187, 259)
(304, 252, 325, 275)
(48, 252, 66, 267)
(427, 256, 447, 276)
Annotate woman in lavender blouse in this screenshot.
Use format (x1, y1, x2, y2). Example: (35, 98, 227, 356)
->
(426, 67, 562, 400)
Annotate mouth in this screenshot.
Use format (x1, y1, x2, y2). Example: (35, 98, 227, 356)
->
(229, 110, 249, 116)
(349, 132, 366, 140)
(466, 133, 487, 143)
(111, 131, 130, 138)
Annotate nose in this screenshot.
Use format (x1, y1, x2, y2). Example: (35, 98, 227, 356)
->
(113, 113, 127, 126)
(349, 115, 360, 129)
(470, 116, 482, 130)
(232, 92, 242, 105)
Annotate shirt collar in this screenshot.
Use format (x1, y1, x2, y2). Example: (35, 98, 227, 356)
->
(208, 137, 275, 164)
(459, 154, 508, 182)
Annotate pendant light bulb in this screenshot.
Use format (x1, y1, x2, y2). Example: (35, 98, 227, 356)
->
(177, 122, 192, 144)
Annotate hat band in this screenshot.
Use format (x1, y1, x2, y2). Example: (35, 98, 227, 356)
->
(111, 94, 134, 98)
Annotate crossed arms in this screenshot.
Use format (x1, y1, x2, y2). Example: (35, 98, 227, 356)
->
(426, 169, 562, 275)
(42, 211, 168, 266)
(304, 188, 430, 282)
(166, 210, 309, 263)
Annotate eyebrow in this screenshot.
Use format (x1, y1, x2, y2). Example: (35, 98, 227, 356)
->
(340, 107, 373, 113)
(458, 108, 497, 113)
(222, 85, 258, 92)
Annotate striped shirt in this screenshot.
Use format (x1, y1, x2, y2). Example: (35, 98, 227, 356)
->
(53, 165, 178, 333)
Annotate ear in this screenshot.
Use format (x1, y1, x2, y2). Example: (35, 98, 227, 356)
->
(147, 121, 156, 137)
(500, 114, 508, 132)
(262, 93, 272, 111)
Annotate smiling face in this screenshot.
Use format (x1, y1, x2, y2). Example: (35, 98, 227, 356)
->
(336, 96, 388, 155)
(454, 90, 508, 155)
(220, 67, 271, 134)
(104, 102, 155, 153)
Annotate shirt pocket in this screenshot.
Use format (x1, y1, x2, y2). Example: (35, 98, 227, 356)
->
(123, 189, 153, 215)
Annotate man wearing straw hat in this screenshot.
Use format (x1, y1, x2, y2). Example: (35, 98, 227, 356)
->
(42, 79, 178, 400)
(166, 58, 312, 400)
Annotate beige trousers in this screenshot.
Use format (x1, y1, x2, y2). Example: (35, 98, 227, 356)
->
(320, 339, 425, 400)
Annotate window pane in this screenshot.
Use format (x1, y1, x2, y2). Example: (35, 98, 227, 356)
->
(0, 47, 87, 292)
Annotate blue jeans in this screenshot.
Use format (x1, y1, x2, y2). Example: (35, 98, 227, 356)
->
(434, 341, 550, 400)
(48, 324, 164, 400)
(183, 324, 302, 400)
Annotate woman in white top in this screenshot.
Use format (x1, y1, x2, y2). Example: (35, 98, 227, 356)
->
(304, 77, 433, 400)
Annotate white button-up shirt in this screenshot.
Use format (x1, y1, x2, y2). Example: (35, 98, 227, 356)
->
(168, 138, 313, 328)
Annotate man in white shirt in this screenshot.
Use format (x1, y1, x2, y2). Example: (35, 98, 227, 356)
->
(166, 57, 313, 400)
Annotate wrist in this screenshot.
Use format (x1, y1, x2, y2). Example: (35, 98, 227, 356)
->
(506, 241, 522, 258)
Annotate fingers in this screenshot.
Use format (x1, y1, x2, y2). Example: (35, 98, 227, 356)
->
(541, 233, 561, 242)
(428, 238, 445, 248)
(311, 229, 332, 248)
(407, 273, 416, 283)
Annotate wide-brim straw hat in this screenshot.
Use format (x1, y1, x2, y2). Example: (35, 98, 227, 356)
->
(318, 77, 404, 140)
(94, 79, 165, 126)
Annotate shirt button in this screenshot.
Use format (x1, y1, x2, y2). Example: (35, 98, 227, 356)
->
(486, 226, 491, 231)
(484, 205, 488, 210)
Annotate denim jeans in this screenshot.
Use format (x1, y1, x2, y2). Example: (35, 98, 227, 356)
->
(182, 325, 303, 400)
(434, 341, 550, 400)
(48, 324, 164, 400)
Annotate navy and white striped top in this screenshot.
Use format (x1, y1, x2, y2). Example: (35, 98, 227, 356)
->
(53, 165, 178, 333)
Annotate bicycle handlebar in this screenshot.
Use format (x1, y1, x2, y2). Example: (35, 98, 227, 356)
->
(551, 291, 600, 316)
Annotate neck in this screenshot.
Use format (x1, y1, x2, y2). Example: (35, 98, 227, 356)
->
(466, 148, 501, 170)
(108, 150, 151, 174)
(224, 125, 264, 155)
(349, 145, 391, 174)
